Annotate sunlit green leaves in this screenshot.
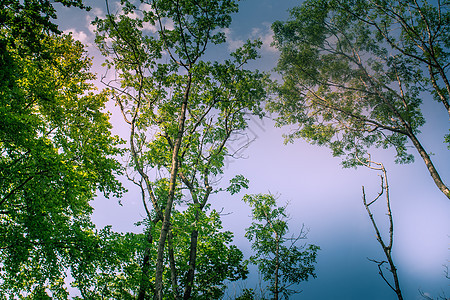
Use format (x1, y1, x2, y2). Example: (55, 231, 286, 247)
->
(0, 30, 124, 298)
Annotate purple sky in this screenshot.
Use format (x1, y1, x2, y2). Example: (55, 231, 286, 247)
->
(57, 1, 450, 299)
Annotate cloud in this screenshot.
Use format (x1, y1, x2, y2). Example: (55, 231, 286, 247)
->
(64, 28, 89, 44)
(223, 24, 278, 54)
(223, 28, 245, 52)
(139, 3, 158, 32)
(250, 23, 277, 53)
(85, 7, 105, 35)
(91, 7, 105, 19)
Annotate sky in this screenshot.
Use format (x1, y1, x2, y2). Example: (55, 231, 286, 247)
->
(55, 0, 450, 299)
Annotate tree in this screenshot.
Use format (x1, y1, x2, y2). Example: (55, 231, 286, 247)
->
(0, 31, 124, 298)
(243, 194, 319, 300)
(270, 0, 450, 199)
(358, 157, 404, 300)
(166, 207, 249, 299)
(0, 2, 124, 296)
(70, 227, 146, 300)
(94, 0, 267, 298)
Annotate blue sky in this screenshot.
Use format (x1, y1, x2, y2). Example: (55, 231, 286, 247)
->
(56, 0, 450, 299)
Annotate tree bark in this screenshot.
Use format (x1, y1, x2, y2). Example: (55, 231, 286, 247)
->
(178, 170, 212, 299)
(274, 238, 280, 300)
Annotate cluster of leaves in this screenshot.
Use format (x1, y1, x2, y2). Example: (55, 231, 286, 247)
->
(168, 206, 249, 299)
(64, 207, 247, 300)
(271, 0, 449, 156)
(0, 0, 88, 54)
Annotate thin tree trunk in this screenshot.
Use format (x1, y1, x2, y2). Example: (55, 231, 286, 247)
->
(183, 229, 199, 299)
(138, 232, 154, 300)
(181, 184, 211, 299)
(274, 239, 280, 300)
(155, 74, 191, 300)
(361, 160, 404, 300)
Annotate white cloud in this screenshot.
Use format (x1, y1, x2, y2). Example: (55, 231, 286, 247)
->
(87, 18, 97, 35)
(223, 28, 245, 52)
(161, 18, 174, 31)
(142, 22, 158, 33)
(223, 24, 278, 54)
(91, 7, 105, 19)
(139, 2, 153, 12)
(85, 7, 104, 35)
(64, 28, 89, 44)
(250, 23, 277, 53)
(138, 2, 158, 32)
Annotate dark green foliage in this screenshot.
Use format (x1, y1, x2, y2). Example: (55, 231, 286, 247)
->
(170, 207, 248, 299)
(0, 0, 87, 55)
(235, 288, 256, 300)
(69, 208, 248, 299)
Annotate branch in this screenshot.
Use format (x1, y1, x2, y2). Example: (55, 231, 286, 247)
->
(362, 157, 403, 300)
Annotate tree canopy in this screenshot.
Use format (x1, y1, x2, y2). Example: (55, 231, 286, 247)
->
(3, 0, 448, 298)
(270, 0, 450, 199)
(0, 1, 124, 297)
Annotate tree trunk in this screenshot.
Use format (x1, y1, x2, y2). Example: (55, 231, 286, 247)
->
(183, 229, 199, 299)
(386, 255, 403, 300)
(408, 132, 450, 199)
(155, 74, 191, 300)
(137, 232, 154, 300)
(168, 230, 180, 299)
(274, 236, 280, 300)
(181, 183, 211, 299)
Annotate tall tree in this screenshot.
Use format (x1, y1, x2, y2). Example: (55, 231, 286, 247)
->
(270, 0, 450, 199)
(94, 0, 266, 298)
(1, 15, 123, 300)
(244, 194, 319, 300)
